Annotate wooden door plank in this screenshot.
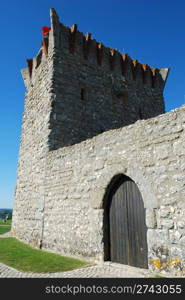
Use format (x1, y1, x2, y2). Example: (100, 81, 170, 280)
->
(108, 175, 148, 268)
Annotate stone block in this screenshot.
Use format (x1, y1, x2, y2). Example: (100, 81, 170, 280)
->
(154, 144, 171, 160)
(147, 229, 169, 248)
(94, 160, 105, 171)
(90, 189, 105, 209)
(159, 206, 171, 218)
(177, 221, 185, 229)
(179, 236, 185, 245)
(146, 209, 157, 229)
(161, 219, 174, 229)
(173, 140, 185, 156)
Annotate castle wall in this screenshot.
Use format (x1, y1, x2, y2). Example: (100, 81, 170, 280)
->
(42, 105, 185, 275)
(12, 9, 184, 276)
(47, 10, 166, 150)
(12, 33, 55, 246)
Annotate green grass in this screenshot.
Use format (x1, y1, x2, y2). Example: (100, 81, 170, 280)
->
(0, 238, 89, 273)
(0, 226, 11, 235)
(0, 219, 12, 225)
(153, 274, 166, 278)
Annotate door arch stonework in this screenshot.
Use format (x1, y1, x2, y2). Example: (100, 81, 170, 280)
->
(103, 174, 148, 268)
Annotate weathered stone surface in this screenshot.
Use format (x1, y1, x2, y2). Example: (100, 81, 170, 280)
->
(146, 209, 157, 229)
(161, 219, 174, 229)
(12, 9, 185, 276)
(147, 229, 169, 248)
(159, 206, 171, 218)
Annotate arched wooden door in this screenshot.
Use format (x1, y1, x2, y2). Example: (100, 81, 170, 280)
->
(104, 175, 148, 268)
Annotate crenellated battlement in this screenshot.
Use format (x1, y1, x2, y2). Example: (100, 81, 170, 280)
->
(14, 9, 185, 275)
(21, 35, 50, 88)
(64, 20, 169, 89)
(22, 8, 169, 91)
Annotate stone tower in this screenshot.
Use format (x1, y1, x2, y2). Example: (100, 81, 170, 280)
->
(13, 9, 185, 276)
(21, 8, 168, 150)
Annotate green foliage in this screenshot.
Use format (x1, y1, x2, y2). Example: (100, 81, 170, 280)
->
(0, 209, 12, 221)
(7, 212, 12, 220)
(0, 226, 11, 234)
(0, 238, 89, 273)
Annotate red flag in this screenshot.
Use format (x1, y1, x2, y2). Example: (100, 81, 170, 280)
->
(42, 26, 51, 36)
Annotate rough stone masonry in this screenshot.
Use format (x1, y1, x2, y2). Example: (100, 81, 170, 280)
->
(12, 8, 185, 276)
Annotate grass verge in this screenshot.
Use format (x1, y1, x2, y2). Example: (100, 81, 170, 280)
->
(0, 238, 89, 273)
(0, 220, 12, 225)
(0, 226, 11, 235)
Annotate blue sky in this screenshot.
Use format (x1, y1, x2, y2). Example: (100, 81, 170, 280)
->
(0, 0, 185, 208)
